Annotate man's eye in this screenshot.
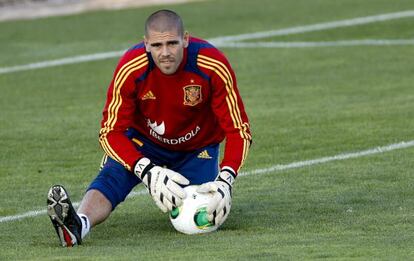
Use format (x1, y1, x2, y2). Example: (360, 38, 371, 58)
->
(151, 43, 162, 48)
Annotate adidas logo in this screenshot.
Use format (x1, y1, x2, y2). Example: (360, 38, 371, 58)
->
(197, 150, 212, 159)
(141, 90, 156, 100)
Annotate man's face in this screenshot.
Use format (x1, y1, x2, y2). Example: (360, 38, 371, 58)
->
(144, 29, 189, 75)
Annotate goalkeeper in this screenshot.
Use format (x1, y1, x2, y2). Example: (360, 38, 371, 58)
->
(47, 9, 252, 247)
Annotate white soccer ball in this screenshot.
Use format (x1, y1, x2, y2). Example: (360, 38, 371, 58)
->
(169, 185, 218, 235)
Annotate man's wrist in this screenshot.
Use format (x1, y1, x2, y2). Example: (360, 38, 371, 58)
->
(134, 157, 154, 178)
(218, 167, 236, 187)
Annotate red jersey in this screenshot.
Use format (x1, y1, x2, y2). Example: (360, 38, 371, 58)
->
(99, 37, 252, 174)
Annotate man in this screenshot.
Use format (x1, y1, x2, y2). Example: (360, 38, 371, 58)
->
(47, 9, 251, 247)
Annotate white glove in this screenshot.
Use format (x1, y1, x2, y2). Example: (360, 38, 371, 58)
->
(134, 157, 189, 213)
(197, 168, 236, 227)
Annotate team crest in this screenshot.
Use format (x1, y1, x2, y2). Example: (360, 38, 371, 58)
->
(183, 85, 202, 106)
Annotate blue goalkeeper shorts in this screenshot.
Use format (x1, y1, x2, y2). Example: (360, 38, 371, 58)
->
(88, 128, 220, 210)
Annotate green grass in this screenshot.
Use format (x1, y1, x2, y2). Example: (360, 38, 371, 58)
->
(1, 0, 414, 259)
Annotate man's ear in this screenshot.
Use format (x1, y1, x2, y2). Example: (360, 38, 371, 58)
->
(144, 36, 150, 52)
(183, 31, 190, 48)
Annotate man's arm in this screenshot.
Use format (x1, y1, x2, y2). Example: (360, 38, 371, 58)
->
(197, 50, 252, 225)
(98, 52, 148, 171)
(198, 52, 252, 174)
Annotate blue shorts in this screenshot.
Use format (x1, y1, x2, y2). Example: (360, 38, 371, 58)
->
(88, 128, 220, 210)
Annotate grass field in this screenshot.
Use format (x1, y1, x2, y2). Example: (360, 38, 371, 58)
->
(1, 0, 414, 259)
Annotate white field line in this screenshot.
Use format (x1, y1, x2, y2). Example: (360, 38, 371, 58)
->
(208, 10, 414, 44)
(1, 140, 414, 224)
(239, 140, 414, 177)
(1, 10, 414, 75)
(0, 51, 124, 75)
(217, 39, 414, 48)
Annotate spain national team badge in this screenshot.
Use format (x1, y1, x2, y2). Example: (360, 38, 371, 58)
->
(183, 85, 202, 106)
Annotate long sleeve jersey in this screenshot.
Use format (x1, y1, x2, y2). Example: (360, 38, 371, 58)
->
(99, 37, 252, 174)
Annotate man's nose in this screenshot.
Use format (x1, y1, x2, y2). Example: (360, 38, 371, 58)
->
(161, 45, 170, 56)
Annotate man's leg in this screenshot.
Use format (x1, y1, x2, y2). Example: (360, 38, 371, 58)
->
(173, 143, 220, 184)
(77, 189, 112, 227)
(48, 156, 141, 247)
(124, 129, 220, 184)
(76, 156, 141, 240)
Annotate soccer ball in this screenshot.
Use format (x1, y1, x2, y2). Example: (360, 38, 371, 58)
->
(169, 185, 218, 235)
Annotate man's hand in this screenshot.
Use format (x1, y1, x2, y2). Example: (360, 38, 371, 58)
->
(134, 157, 189, 213)
(196, 169, 236, 227)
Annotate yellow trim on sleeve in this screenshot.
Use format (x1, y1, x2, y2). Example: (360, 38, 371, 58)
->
(197, 55, 251, 141)
(197, 54, 251, 171)
(99, 53, 149, 171)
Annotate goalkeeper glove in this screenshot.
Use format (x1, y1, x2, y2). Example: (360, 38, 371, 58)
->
(134, 157, 189, 213)
(196, 168, 235, 227)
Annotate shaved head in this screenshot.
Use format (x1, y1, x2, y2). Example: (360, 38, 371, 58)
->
(145, 9, 184, 37)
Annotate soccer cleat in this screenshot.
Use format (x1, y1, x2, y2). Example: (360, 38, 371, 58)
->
(47, 185, 82, 247)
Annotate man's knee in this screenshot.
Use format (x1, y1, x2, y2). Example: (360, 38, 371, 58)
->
(88, 157, 141, 210)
